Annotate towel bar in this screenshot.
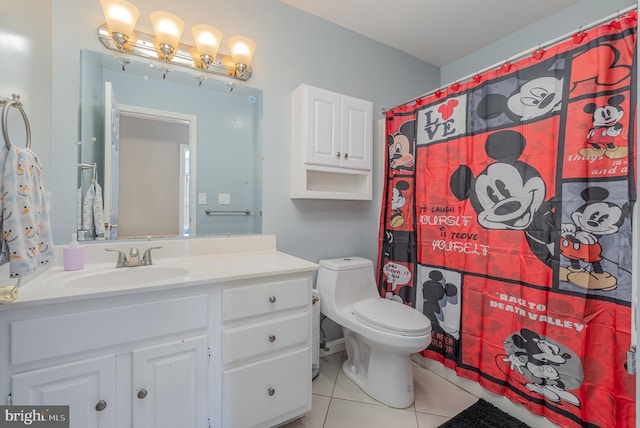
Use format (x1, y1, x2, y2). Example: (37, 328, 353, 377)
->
(0, 94, 31, 149)
(205, 209, 251, 216)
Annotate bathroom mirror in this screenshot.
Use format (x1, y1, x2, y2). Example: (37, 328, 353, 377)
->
(78, 49, 262, 240)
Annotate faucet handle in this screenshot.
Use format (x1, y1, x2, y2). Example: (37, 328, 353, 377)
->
(142, 247, 162, 265)
(105, 248, 127, 267)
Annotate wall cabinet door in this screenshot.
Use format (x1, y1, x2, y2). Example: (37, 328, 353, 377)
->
(11, 355, 115, 428)
(303, 85, 342, 168)
(132, 335, 208, 428)
(340, 94, 372, 170)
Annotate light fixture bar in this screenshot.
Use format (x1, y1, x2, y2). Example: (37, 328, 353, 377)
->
(97, 24, 252, 81)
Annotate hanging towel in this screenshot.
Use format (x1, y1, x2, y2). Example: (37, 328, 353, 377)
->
(82, 167, 105, 238)
(0, 145, 56, 277)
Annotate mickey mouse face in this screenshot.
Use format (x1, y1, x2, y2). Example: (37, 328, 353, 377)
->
(571, 201, 623, 235)
(391, 187, 407, 211)
(475, 162, 545, 230)
(389, 133, 414, 168)
(590, 104, 624, 127)
(506, 76, 563, 120)
(532, 338, 565, 364)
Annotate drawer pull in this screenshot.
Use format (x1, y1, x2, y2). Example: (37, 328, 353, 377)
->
(269, 296, 277, 304)
(137, 389, 148, 399)
(268, 387, 275, 397)
(336, 152, 341, 158)
(344, 152, 349, 159)
(268, 335, 276, 343)
(95, 400, 107, 412)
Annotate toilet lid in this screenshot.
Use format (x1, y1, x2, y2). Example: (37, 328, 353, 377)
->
(352, 298, 431, 336)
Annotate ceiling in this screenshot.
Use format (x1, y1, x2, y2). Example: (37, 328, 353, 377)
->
(280, 0, 582, 66)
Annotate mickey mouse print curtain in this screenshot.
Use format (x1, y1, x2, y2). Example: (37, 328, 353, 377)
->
(378, 11, 637, 428)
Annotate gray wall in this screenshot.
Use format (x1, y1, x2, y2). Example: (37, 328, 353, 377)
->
(0, 1, 52, 188)
(442, 0, 636, 83)
(48, 0, 440, 267)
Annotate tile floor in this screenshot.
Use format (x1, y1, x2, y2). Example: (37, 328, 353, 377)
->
(283, 352, 480, 428)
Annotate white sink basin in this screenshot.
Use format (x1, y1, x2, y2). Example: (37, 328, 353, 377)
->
(62, 266, 190, 289)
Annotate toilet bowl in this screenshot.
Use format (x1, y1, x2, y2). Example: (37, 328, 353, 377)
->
(316, 257, 431, 408)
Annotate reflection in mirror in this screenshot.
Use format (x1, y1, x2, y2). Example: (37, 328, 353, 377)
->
(78, 49, 262, 240)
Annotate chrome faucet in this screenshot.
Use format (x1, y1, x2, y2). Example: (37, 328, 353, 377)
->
(106, 247, 162, 268)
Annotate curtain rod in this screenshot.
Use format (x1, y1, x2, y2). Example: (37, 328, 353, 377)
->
(382, 5, 637, 114)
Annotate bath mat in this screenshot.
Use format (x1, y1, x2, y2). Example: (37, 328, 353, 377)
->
(438, 399, 531, 428)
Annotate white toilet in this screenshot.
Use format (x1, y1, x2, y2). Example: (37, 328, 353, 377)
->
(316, 257, 431, 408)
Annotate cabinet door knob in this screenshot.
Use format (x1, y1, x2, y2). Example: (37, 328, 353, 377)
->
(336, 152, 341, 157)
(95, 400, 107, 412)
(269, 296, 277, 304)
(137, 389, 148, 399)
(268, 387, 275, 397)
(268, 335, 276, 343)
(344, 152, 349, 159)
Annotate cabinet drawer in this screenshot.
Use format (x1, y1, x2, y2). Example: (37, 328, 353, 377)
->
(223, 312, 309, 365)
(223, 277, 310, 321)
(222, 348, 310, 428)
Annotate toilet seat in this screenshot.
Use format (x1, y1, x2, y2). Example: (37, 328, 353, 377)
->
(352, 298, 430, 337)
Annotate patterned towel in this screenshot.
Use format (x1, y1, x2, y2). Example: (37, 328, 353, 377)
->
(0, 145, 56, 277)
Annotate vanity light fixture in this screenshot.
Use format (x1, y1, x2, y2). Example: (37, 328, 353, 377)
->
(98, 0, 255, 81)
(150, 11, 184, 61)
(100, 0, 140, 51)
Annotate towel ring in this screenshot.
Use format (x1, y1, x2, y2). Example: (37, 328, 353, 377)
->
(1, 94, 31, 150)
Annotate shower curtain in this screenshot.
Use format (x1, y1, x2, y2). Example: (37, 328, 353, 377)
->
(378, 12, 637, 428)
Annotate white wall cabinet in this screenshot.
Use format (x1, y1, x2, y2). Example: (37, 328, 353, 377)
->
(291, 84, 373, 200)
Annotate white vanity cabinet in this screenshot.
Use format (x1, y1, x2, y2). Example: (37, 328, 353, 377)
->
(291, 84, 373, 200)
(221, 275, 312, 428)
(0, 237, 318, 428)
(2, 292, 210, 428)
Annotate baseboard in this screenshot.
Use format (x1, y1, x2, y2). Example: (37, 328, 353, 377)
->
(319, 338, 345, 357)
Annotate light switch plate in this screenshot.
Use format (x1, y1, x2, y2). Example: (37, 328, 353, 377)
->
(198, 193, 207, 205)
(218, 193, 231, 205)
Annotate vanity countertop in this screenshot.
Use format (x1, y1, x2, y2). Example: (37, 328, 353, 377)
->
(0, 235, 319, 309)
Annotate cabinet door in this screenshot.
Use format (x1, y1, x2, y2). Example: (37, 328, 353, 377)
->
(304, 86, 342, 167)
(132, 335, 208, 428)
(340, 95, 372, 170)
(11, 355, 115, 428)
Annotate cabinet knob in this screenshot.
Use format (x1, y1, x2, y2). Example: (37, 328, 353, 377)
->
(95, 400, 107, 412)
(344, 152, 349, 159)
(268, 387, 275, 397)
(137, 389, 148, 399)
(336, 152, 341, 157)
(268, 335, 276, 343)
(269, 296, 277, 304)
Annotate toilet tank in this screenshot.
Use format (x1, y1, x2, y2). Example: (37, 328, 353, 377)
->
(317, 257, 380, 309)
